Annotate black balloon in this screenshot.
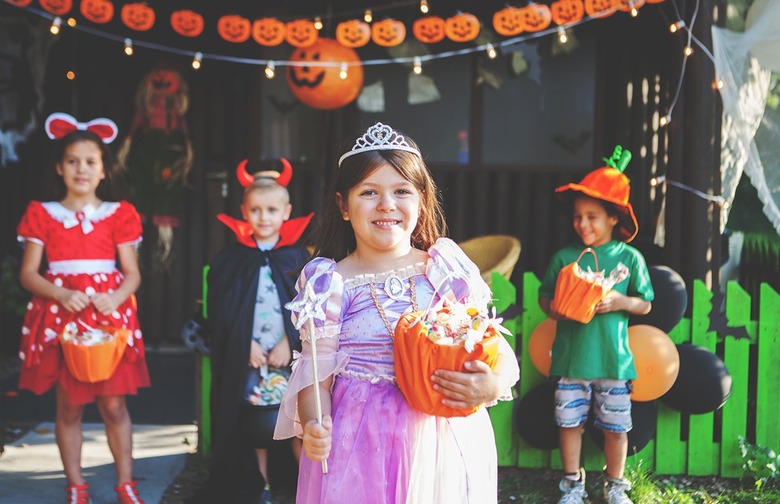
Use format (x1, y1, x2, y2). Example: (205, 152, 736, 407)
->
(587, 400, 657, 456)
(516, 380, 559, 450)
(661, 344, 732, 414)
(629, 265, 687, 333)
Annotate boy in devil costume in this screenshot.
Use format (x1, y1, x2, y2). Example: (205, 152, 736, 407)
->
(197, 159, 312, 504)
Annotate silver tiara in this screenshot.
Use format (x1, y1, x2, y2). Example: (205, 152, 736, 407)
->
(338, 122, 422, 166)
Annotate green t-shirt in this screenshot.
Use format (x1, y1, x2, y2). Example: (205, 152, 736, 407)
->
(539, 240, 654, 380)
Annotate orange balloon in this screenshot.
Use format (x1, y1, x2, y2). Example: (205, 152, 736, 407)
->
(628, 325, 680, 401)
(528, 318, 556, 376)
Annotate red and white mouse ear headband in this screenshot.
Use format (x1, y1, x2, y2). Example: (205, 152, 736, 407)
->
(45, 112, 119, 144)
(236, 157, 293, 187)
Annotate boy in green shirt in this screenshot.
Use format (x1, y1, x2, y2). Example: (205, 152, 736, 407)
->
(539, 147, 654, 504)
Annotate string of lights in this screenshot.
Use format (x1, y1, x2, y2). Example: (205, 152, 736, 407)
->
(650, 176, 729, 207)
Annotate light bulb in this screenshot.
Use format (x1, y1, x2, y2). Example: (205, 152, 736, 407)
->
(683, 46, 694, 57)
(669, 20, 685, 33)
(486, 43, 497, 59)
(192, 52, 203, 70)
(659, 114, 671, 127)
(712, 78, 724, 90)
(66, 70, 75, 80)
(124, 38, 133, 56)
(340, 62, 348, 80)
(413, 56, 422, 75)
(265, 61, 276, 79)
(50, 17, 62, 35)
(558, 26, 568, 44)
(420, 0, 429, 14)
(314, 16, 323, 30)
(67, 17, 77, 27)
(364, 9, 373, 23)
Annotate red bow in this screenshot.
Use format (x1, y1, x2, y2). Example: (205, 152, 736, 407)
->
(45, 112, 119, 144)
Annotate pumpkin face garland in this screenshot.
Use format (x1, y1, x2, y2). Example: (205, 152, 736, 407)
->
(285, 19, 318, 47)
(613, 0, 646, 12)
(493, 6, 524, 36)
(171, 10, 204, 38)
(413, 16, 446, 44)
(218, 15, 251, 43)
(80, 0, 113, 24)
(336, 19, 371, 48)
(121, 2, 155, 31)
(371, 18, 406, 47)
(253, 17, 286, 46)
(286, 38, 364, 110)
(40, 0, 72, 16)
(551, 0, 585, 26)
(521, 3, 552, 33)
(445, 12, 480, 42)
(585, 0, 617, 18)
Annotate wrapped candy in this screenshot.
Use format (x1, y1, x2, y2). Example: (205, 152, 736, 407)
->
(393, 302, 510, 417)
(60, 322, 130, 383)
(551, 248, 628, 324)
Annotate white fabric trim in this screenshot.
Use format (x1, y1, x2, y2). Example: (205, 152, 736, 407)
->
(344, 262, 426, 289)
(117, 237, 143, 248)
(48, 259, 117, 275)
(41, 201, 121, 234)
(17, 235, 44, 246)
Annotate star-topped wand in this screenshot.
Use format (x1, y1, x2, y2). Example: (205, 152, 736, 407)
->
(286, 281, 333, 474)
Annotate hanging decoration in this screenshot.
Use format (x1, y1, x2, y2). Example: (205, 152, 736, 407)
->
(285, 18, 318, 47)
(336, 19, 371, 48)
(522, 3, 553, 33)
(615, 0, 646, 12)
(286, 38, 364, 110)
(121, 2, 155, 31)
(445, 12, 480, 43)
(117, 66, 193, 265)
(550, 0, 585, 26)
(585, 0, 618, 18)
(218, 14, 251, 43)
(79, 0, 113, 24)
(371, 18, 406, 47)
(252, 17, 286, 46)
(39, 0, 71, 16)
(413, 16, 446, 44)
(170, 9, 203, 38)
(493, 6, 524, 37)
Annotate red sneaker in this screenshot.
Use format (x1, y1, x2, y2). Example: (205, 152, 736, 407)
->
(65, 481, 91, 504)
(114, 480, 145, 504)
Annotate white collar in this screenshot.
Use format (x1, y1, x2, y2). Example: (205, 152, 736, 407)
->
(41, 201, 120, 234)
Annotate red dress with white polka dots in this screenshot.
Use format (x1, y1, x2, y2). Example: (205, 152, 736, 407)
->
(17, 200, 150, 405)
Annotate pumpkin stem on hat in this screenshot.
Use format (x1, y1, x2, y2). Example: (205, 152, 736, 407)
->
(603, 145, 632, 173)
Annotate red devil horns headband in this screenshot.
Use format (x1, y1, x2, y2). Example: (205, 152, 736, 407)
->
(236, 158, 293, 188)
(45, 113, 119, 144)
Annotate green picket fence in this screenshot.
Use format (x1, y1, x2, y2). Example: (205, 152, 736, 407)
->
(488, 272, 780, 477)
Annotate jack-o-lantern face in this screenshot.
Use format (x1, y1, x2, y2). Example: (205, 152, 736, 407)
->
(336, 19, 371, 48)
(40, 0, 72, 16)
(286, 19, 318, 47)
(80, 0, 113, 23)
(445, 12, 480, 42)
(286, 38, 364, 110)
(5, 0, 33, 6)
(171, 10, 204, 37)
(218, 15, 251, 43)
(551, 0, 585, 25)
(613, 0, 646, 11)
(413, 16, 445, 44)
(147, 69, 181, 96)
(253, 18, 286, 46)
(493, 7, 524, 36)
(584, 0, 616, 17)
(371, 18, 406, 47)
(521, 3, 552, 32)
(121, 2, 155, 31)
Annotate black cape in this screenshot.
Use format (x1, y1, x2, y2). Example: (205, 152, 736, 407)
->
(200, 242, 309, 502)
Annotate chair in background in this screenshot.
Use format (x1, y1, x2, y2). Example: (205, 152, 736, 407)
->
(458, 235, 522, 287)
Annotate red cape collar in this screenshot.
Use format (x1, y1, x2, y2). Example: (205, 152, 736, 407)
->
(217, 213, 313, 249)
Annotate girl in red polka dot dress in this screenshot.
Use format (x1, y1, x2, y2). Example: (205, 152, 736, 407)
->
(16, 113, 149, 504)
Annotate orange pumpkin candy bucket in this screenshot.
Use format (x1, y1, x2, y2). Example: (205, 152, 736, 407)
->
(59, 325, 130, 383)
(393, 309, 502, 417)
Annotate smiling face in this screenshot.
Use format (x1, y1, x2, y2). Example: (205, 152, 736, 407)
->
(337, 163, 421, 258)
(57, 140, 106, 200)
(241, 185, 292, 245)
(572, 195, 618, 247)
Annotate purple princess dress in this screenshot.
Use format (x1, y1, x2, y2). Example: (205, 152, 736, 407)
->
(274, 238, 517, 504)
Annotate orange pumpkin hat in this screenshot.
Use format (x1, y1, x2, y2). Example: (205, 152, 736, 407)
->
(555, 145, 638, 242)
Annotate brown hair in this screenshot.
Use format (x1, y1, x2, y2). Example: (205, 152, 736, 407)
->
(313, 132, 446, 261)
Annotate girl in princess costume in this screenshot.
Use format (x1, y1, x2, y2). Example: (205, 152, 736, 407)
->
(199, 159, 312, 503)
(17, 113, 149, 504)
(274, 123, 520, 503)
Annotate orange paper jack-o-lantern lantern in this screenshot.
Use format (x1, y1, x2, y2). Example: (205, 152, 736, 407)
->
(5, 0, 33, 6)
(286, 19, 318, 47)
(80, 0, 113, 23)
(585, 0, 617, 18)
(645, 0, 666, 3)
(551, 0, 585, 25)
(253, 18, 286, 46)
(336, 19, 371, 48)
(413, 16, 446, 44)
(171, 10, 204, 37)
(372, 18, 406, 47)
(522, 3, 553, 33)
(286, 38, 364, 110)
(613, 0, 646, 12)
(121, 2, 154, 31)
(218, 15, 251, 43)
(493, 7, 524, 36)
(40, 0, 72, 16)
(445, 12, 480, 43)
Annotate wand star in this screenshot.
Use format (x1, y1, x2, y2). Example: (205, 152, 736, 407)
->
(286, 282, 333, 330)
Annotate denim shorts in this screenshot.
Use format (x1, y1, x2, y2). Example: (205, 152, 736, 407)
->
(554, 377, 633, 433)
